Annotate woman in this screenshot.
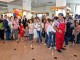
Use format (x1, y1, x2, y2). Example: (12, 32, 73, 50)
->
(13, 17, 19, 40)
(8, 17, 14, 39)
(55, 13, 66, 53)
(33, 18, 38, 43)
(76, 21, 80, 44)
(36, 18, 42, 44)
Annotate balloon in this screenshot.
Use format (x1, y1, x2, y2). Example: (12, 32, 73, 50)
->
(19, 12, 23, 16)
(13, 9, 23, 16)
(13, 13, 16, 17)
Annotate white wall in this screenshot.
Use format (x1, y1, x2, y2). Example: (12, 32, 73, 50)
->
(32, 6, 55, 18)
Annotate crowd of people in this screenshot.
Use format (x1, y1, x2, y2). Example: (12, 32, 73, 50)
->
(0, 13, 80, 53)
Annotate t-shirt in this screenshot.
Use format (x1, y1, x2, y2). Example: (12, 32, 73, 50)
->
(29, 23, 34, 34)
(47, 23, 56, 35)
(54, 19, 66, 28)
(13, 20, 19, 29)
(36, 22, 42, 31)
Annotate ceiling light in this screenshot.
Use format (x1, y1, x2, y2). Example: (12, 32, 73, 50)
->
(0, 0, 14, 2)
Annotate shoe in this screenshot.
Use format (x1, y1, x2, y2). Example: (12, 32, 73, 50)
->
(57, 50, 62, 53)
(54, 46, 56, 49)
(44, 43, 46, 45)
(66, 45, 69, 47)
(62, 48, 66, 50)
(49, 47, 52, 49)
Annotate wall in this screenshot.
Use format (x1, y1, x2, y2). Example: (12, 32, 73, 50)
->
(0, 10, 7, 13)
(7, 4, 22, 12)
(32, 6, 55, 18)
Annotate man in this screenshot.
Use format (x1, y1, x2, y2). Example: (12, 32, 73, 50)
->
(3, 15, 10, 40)
(22, 15, 27, 29)
(0, 15, 4, 40)
(55, 13, 66, 53)
(52, 14, 55, 20)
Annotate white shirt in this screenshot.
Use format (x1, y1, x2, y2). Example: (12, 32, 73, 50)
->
(29, 23, 34, 34)
(8, 20, 13, 29)
(36, 22, 42, 31)
(47, 23, 56, 35)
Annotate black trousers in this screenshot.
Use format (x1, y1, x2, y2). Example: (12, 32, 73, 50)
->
(0, 30, 4, 40)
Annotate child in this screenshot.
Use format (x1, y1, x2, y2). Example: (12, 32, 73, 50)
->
(25, 26, 29, 41)
(28, 20, 34, 42)
(19, 23, 25, 41)
(44, 19, 50, 45)
(47, 20, 56, 49)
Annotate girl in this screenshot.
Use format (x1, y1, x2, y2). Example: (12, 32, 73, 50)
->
(28, 20, 34, 42)
(47, 19, 56, 49)
(25, 26, 29, 41)
(19, 23, 25, 41)
(33, 18, 38, 43)
(44, 19, 50, 45)
(13, 17, 19, 40)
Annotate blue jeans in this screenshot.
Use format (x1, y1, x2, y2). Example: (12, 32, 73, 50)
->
(77, 33, 80, 44)
(47, 32, 55, 47)
(6, 31, 10, 40)
(45, 32, 48, 44)
(65, 36, 71, 45)
(37, 31, 42, 43)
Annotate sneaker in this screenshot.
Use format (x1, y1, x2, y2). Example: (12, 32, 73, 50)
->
(44, 43, 46, 45)
(49, 47, 52, 49)
(66, 45, 69, 47)
(62, 48, 66, 50)
(57, 50, 62, 53)
(54, 46, 56, 49)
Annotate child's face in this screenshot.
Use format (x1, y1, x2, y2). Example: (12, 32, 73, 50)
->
(21, 23, 23, 26)
(30, 20, 32, 23)
(50, 21, 52, 25)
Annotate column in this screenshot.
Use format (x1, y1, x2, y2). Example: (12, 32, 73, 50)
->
(56, 0, 66, 16)
(69, 4, 76, 16)
(22, 0, 32, 19)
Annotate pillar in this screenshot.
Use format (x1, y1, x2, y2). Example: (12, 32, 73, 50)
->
(22, 0, 32, 19)
(56, 0, 66, 16)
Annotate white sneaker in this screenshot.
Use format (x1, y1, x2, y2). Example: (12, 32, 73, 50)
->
(66, 45, 69, 47)
(44, 43, 46, 45)
(49, 47, 52, 49)
(54, 46, 56, 49)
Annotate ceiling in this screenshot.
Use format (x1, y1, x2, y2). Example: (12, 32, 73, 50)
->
(31, 0, 80, 7)
(0, 0, 80, 10)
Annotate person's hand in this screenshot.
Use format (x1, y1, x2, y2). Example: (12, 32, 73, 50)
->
(58, 30, 62, 33)
(5, 29, 7, 31)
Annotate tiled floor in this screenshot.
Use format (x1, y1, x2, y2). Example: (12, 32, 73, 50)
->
(0, 40, 80, 60)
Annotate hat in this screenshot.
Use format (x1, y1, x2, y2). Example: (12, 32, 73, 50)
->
(59, 13, 64, 16)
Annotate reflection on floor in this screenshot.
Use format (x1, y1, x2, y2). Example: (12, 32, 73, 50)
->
(0, 40, 80, 60)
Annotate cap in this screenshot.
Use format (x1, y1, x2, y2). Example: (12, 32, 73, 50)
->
(59, 13, 64, 16)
